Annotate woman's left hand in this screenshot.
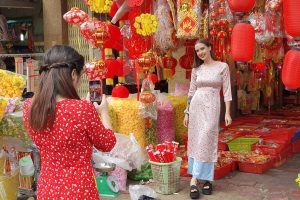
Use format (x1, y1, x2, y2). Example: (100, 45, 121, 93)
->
(225, 113, 232, 126)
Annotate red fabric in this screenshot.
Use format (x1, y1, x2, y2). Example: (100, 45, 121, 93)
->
(23, 99, 116, 200)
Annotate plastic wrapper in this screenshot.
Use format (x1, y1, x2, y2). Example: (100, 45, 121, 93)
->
(154, 0, 177, 53)
(93, 133, 146, 171)
(109, 98, 146, 148)
(176, 0, 201, 39)
(0, 69, 26, 98)
(166, 95, 187, 144)
(0, 112, 32, 147)
(4, 98, 20, 114)
(139, 79, 157, 120)
(109, 166, 127, 191)
(129, 185, 157, 200)
(145, 119, 157, 145)
(0, 171, 19, 200)
(156, 96, 175, 144)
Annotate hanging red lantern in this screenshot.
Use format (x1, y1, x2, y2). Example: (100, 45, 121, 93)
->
(80, 18, 107, 48)
(85, 60, 107, 81)
(112, 85, 130, 98)
(282, 49, 300, 89)
(93, 22, 110, 45)
(283, 0, 300, 39)
(125, 34, 152, 59)
(147, 73, 158, 84)
(162, 54, 177, 69)
(228, 0, 255, 13)
(179, 54, 194, 79)
(136, 51, 157, 71)
(63, 7, 88, 26)
(231, 23, 255, 62)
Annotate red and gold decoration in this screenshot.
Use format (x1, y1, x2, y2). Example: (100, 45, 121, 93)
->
(179, 43, 194, 79)
(63, 7, 88, 26)
(85, 59, 107, 81)
(137, 51, 157, 73)
(93, 22, 111, 46)
(134, 13, 158, 37)
(146, 73, 158, 84)
(105, 48, 120, 85)
(162, 51, 177, 80)
(103, 23, 123, 51)
(127, 0, 144, 8)
(282, 49, 300, 89)
(112, 85, 130, 98)
(231, 22, 255, 62)
(176, 0, 201, 39)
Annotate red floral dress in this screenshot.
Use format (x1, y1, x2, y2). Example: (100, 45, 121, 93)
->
(23, 99, 116, 200)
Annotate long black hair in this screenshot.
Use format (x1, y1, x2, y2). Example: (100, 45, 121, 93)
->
(29, 45, 84, 131)
(193, 39, 217, 68)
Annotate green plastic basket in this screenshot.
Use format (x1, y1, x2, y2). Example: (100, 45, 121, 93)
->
(149, 157, 182, 195)
(228, 138, 260, 151)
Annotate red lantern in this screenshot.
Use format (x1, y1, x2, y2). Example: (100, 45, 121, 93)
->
(105, 49, 120, 85)
(63, 7, 88, 26)
(162, 54, 177, 69)
(282, 49, 300, 89)
(228, 0, 255, 13)
(85, 60, 107, 81)
(137, 51, 157, 71)
(231, 23, 255, 62)
(112, 85, 130, 98)
(80, 18, 106, 48)
(283, 0, 300, 38)
(147, 74, 158, 84)
(179, 54, 194, 79)
(93, 22, 110, 45)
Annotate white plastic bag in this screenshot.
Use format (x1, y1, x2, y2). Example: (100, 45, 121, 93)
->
(129, 185, 157, 200)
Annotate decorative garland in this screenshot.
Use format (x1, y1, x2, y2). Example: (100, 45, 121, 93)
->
(88, 0, 113, 13)
(134, 13, 158, 36)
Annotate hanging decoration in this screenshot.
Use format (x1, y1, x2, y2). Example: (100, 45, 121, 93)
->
(63, 7, 88, 26)
(146, 73, 158, 84)
(127, 0, 144, 7)
(228, 0, 256, 15)
(283, 0, 300, 39)
(282, 49, 300, 89)
(105, 48, 120, 85)
(162, 51, 177, 80)
(88, 0, 113, 13)
(136, 51, 157, 73)
(176, 0, 201, 39)
(85, 60, 107, 81)
(103, 23, 123, 51)
(179, 43, 194, 79)
(93, 22, 111, 47)
(231, 22, 255, 63)
(134, 13, 158, 36)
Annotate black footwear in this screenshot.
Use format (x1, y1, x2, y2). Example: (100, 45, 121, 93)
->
(190, 185, 200, 199)
(202, 181, 212, 195)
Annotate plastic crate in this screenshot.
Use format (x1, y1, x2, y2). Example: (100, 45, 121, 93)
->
(228, 138, 260, 152)
(214, 162, 232, 180)
(238, 158, 274, 174)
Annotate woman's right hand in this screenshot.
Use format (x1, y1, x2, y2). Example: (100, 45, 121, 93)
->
(183, 114, 189, 128)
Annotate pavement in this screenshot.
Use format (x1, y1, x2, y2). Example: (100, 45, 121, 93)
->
(103, 153, 300, 200)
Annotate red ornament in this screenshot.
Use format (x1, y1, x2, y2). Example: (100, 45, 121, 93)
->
(125, 35, 151, 59)
(140, 92, 156, 104)
(218, 7, 226, 15)
(137, 52, 157, 71)
(63, 7, 88, 26)
(218, 31, 227, 38)
(85, 60, 107, 80)
(255, 63, 266, 72)
(282, 49, 300, 89)
(231, 23, 255, 62)
(93, 22, 110, 45)
(210, 29, 218, 36)
(162, 55, 177, 69)
(112, 85, 130, 98)
(283, 0, 300, 38)
(210, 20, 218, 28)
(218, 19, 227, 27)
(80, 18, 106, 48)
(105, 58, 120, 79)
(103, 23, 123, 51)
(210, 12, 218, 19)
(228, 0, 255, 13)
(147, 74, 158, 84)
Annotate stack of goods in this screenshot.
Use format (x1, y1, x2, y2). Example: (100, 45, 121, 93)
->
(156, 97, 175, 144)
(146, 141, 179, 163)
(109, 98, 146, 148)
(214, 152, 235, 180)
(0, 69, 26, 98)
(166, 95, 187, 144)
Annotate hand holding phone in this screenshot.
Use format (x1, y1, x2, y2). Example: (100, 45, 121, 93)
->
(89, 80, 103, 105)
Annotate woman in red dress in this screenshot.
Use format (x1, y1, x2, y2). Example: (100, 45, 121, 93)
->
(23, 45, 116, 200)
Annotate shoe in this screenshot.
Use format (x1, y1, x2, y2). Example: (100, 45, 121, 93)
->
(190, 185, 200, 199)
(202, 181, 212, 195)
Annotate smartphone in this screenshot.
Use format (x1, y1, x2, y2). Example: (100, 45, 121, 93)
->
(89, 80, 103, 104)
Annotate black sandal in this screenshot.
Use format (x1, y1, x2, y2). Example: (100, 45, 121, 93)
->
(190, 185, 200, 199)
(202, 181, 212, 195)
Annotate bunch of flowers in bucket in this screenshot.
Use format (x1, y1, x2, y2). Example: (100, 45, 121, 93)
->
(146, 141, 179, 163)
